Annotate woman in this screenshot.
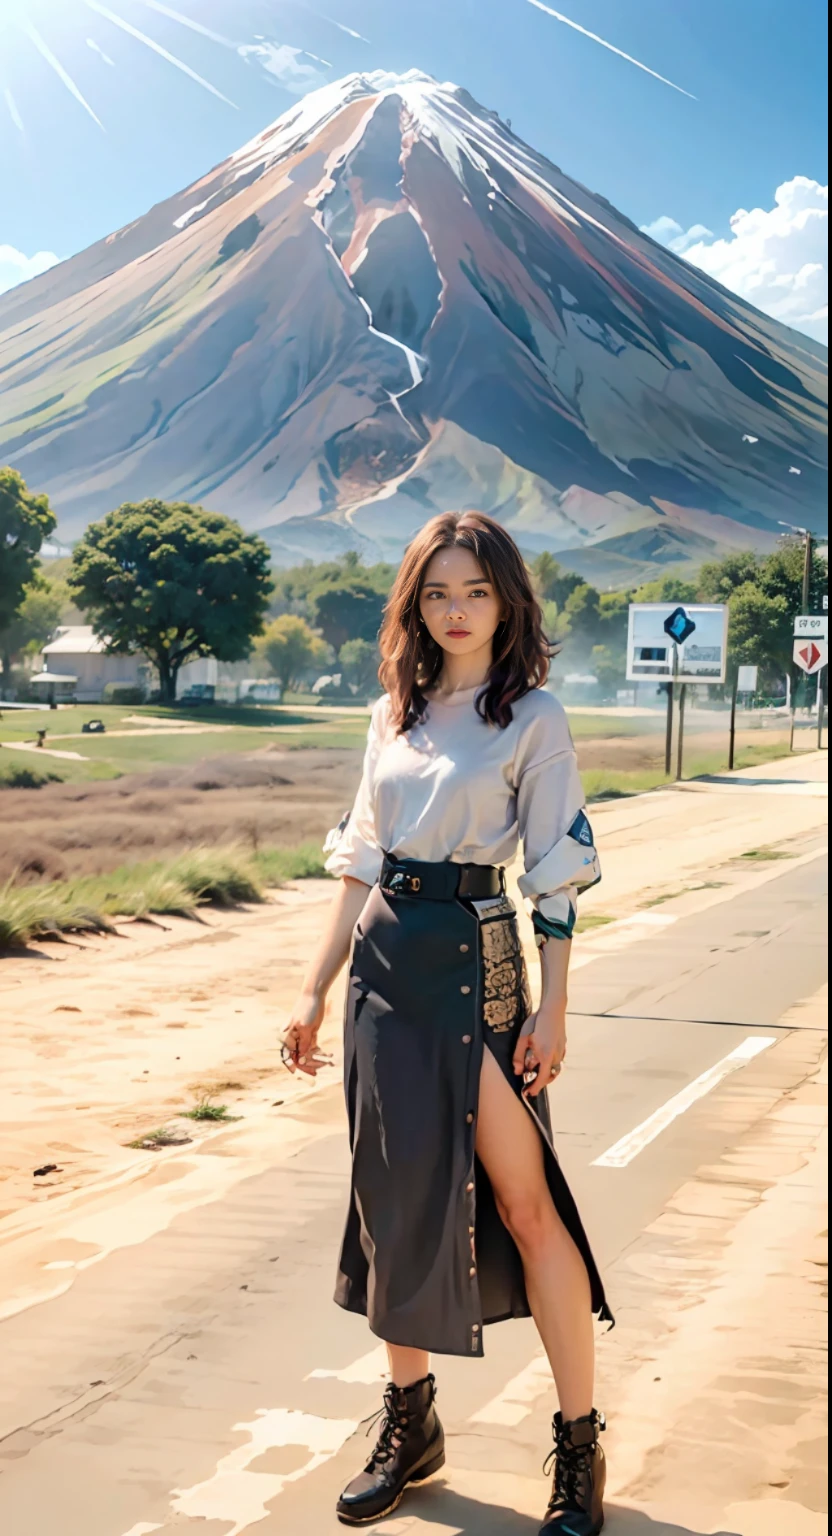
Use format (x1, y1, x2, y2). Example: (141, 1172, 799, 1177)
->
(282, 511, 611, 1534)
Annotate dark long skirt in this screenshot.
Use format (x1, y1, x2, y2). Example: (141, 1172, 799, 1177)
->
(335, 871, 612, 1358)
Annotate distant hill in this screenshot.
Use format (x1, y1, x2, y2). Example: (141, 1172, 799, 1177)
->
(0, 69, 827, 586)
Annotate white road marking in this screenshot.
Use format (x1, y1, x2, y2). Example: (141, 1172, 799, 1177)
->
(307, 1343, 388, 1384)
(592, 1036, 778, 1169)
(469, 1350, 552, 1426)
(169, 1408, 358, 1535)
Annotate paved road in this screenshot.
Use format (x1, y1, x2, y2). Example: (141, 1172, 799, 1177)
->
(0, 836, 826, 1536)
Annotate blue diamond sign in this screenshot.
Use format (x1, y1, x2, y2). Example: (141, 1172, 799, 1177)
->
(663, 606, 697, 646)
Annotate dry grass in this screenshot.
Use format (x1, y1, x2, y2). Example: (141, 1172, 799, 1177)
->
(0, 747, 358, 884)
(0, 841, 329, 948)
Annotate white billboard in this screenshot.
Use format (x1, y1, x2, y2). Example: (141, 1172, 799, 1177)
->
(626, 603, 729, 684)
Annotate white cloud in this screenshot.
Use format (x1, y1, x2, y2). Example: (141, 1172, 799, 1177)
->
(642, 177, 828, 344)
(639, 215, 712, 254)
(0, 245, 61, 295)
(238, 41, 328, 95)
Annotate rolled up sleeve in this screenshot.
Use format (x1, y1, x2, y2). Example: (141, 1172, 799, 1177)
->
(323, 696, 387, 888)
(514, 698, 601, 939)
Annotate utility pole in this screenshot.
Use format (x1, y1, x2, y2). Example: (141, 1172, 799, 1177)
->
(782, 523, 814, 751)
(801, 528, 813, 614)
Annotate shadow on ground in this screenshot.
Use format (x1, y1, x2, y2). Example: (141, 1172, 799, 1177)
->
(380, 1480, 740, 1534)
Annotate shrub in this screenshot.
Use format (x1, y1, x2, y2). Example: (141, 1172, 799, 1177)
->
(0, 763, 63, 790)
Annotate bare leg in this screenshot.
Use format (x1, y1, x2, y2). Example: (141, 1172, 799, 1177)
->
(476, 1046, 594, 1420)
(387, 1344, 430, 1387)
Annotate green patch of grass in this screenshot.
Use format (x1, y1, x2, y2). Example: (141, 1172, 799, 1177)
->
(0, 842, 329, 948)
(183, 1098, 241, 1123)
(581, 739, 797, 803)
(0, 845, 265, 947)
(0, 745, 120, 786)
(567, 713, 653, 740)
(575, 912, 615, 932)
(0, 880, 115, 948)
(128, 1127, 193, 1150)
(255, 842, 330, 884)
(740, 847, 793, 862)
(0, 760, 63, 789)
(582, 767, 668, 800)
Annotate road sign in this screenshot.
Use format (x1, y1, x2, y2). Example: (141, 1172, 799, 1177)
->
(793, 638, 828, 675)
(737, 665, 758, 692)
(663, 606, 697, 645)
(627, 604, 728, 684)
(794, 614, 828, 639)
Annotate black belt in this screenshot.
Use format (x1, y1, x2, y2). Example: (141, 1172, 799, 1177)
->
(380, 855, 504, 903)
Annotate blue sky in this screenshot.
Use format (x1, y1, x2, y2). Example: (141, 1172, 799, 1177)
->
(0, 1, 828, 337)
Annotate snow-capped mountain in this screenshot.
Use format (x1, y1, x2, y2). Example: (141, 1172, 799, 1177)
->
(0, 70, 827, 579)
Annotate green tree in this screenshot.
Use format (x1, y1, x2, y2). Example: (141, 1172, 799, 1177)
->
(590, 643, 626, 694)
(540, 597, 568, 644)
(699, 541, 827, 684)
(563, 582, 601, 637)
(68, 500, 272, 704)
(0, 579, 63, 681)
(311, 581, 386, 650)
(633, 574, 699, 604)
(339, 638, 380, 695)
(258, 615, 329, 693)
(724, 584, 791, 680)
(697, 551, 760, 602)
(530, 551, 584, 608)
(0, 469, 57, 683)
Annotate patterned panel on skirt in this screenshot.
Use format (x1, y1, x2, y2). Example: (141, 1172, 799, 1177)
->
(478, 897, 533, 1032)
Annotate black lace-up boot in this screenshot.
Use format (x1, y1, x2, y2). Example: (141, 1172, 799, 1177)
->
(336, 1373, 445, 1525)
(539, 1408, 606, 1535)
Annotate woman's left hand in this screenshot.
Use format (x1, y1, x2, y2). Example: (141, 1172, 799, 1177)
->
(512, 1009, 567, 1098)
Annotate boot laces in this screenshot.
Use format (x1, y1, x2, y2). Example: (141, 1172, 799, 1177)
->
(361, 1385, 411, 1470)
(543, 1417, 601, 1513)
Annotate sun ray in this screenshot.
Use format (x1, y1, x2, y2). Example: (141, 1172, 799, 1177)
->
(23, 21, 105, 129)
(527, 1, 696, 100)
(85, 1, 238, 107)
(4, 88, 25, 134)
(134, 0, 237, 49)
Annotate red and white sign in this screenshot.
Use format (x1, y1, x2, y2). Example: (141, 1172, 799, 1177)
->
(793, 638, 828, 675)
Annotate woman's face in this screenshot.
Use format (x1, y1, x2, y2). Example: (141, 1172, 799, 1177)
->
(418, 544, 504, 660)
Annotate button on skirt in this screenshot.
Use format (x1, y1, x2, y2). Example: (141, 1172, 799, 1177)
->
(335, 882, 612, 1358)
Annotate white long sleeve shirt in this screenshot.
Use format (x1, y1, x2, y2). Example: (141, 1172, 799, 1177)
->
(324, 685, 601, 935)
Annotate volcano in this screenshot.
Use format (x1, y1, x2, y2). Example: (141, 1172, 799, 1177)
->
(0, 70, 827, 580)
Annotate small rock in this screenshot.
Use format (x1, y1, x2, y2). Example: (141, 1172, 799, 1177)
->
(34, 1164, 61, 1177)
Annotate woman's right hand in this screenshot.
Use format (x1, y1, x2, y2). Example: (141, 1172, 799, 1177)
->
(281, 990, 332, 1077)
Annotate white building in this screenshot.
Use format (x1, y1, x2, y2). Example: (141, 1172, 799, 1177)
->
(34, 627, 218, 703)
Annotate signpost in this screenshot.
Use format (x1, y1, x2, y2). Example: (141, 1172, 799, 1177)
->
(627, 603, 728, 780)
(791, 617, 828, 750)
(793, 638, 827, 675)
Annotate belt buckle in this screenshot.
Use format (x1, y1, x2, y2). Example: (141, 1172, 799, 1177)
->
(387, 870, 421, 895)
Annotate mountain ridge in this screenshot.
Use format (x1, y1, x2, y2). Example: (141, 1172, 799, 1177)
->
(0, 69, 826, 582)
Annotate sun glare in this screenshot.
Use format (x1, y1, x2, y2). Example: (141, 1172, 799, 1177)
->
(0, 0, 243, 132)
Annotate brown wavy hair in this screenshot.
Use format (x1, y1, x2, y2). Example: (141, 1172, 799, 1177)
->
(379, 511, 554, 733)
